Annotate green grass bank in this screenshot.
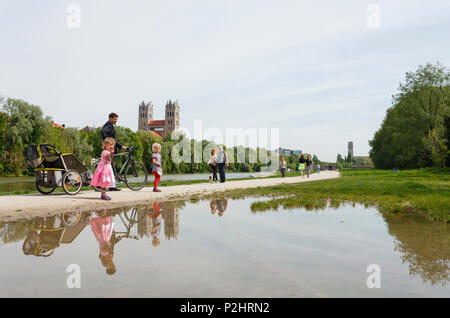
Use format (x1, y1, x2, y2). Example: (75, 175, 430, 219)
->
(208, 169, 450, 223)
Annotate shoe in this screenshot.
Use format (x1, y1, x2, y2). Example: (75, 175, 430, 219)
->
(108, 188, 121, 191)
(153, 188, 161, 192)
(101, 195, 111, 200)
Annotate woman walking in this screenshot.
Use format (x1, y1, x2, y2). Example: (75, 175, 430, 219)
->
(280, 156, 287, 177)
(207, 148, 218, 183)
(298, 154, 306, 177)
(306, 155, 312, 178)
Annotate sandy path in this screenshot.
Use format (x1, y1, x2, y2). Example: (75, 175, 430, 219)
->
(0, 171, 340, 220)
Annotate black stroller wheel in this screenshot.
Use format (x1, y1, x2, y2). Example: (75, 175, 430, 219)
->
(35, 179, 57, 195)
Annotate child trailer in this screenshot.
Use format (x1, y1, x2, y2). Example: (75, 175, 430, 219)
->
(25, 144, 92, 195)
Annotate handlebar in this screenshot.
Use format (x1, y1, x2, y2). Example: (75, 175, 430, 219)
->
(112, 146, 138, 157)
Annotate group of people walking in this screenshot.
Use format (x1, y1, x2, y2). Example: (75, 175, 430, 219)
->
(279, 154, 320, 178)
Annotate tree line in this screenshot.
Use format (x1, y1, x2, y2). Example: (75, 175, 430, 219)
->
(1, 96, 317, 176)
(369, 62, 450, 169)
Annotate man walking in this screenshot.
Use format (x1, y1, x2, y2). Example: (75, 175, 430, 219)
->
(101, 112, 128, 191)
(216, 146, 229, 183)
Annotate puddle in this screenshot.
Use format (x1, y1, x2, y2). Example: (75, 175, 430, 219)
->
(0, 197, 448, 297)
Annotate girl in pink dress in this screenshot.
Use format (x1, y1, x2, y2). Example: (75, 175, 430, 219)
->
(90, 209, 116, 275)
(91, 137, 115, 200)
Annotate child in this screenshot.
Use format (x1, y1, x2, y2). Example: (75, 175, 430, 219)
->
(150, 202, 162, 247)
(91, 138, 115, 200)
(151, 143, 162, 192)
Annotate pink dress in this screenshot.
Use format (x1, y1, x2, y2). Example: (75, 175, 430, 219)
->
(90, 150, 113, 188)
(90, 216, 114, 256)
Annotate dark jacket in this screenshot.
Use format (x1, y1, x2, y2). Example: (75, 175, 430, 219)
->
(306, 158, 312, 166)
(298, 157, 306, 164)
(101, 121, 123, 150)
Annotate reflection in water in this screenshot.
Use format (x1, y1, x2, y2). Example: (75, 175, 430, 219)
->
(22, 212, 90, 257)
(210, 198, 228, 217)
(382, 213, 450, 286)
(136, 201, 183, 242)
(0, 198, 448, 288)
(90, 209, 116, 275)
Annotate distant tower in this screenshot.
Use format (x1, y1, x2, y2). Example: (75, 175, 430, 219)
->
(138, 101, 153, 131)
(348, 141, 354, 157)
(165, 99, 180, 136)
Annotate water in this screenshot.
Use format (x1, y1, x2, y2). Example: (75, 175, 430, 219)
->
(0, 177, 36, 193)
(0, 198, 448, 297)
(0, 172, 272, 193)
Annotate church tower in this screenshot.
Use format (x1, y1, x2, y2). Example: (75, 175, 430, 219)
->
(138, 101, 153, 131)
(164, 99, 180, 136)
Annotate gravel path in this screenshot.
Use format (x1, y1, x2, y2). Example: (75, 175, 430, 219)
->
(0, 171, 340, 220)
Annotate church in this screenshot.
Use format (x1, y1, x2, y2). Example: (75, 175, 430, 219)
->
(138, 99, 180, 138)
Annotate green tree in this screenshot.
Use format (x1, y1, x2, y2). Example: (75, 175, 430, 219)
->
(1, 98, 51, 175)
(370, 62, 450, 169)
(346, 152, 353, 163)
(312, 154, 320, 165)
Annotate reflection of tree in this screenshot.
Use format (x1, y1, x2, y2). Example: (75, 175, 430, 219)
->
(382, 213, 450, 286)
(0, 219, 34, 244)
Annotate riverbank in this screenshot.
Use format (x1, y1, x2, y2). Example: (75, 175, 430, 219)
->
(215, 169, 450, 222)
(0, 172, 277, 195)
(0, 170, 339, 220)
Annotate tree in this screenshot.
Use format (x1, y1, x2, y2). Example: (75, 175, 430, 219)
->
(346, 152, 353, 163)
(1, 98, 51, 175)
(370, 62, 450, 169)
(312, 154, 320, 165)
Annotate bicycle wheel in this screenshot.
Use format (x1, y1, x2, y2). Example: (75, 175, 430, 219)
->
(61, 212, 82, 227)
(62, 170, 83, 195)
(124, 161, 148, 191)
(89, 159, 101, 192)
(123, 207, 147, 224)
(22, 231, 41, 255)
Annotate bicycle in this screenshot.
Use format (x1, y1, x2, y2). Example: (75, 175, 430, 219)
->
(89, 147, 148, 191)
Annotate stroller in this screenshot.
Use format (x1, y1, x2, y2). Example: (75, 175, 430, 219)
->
(25, 144, 92, 195)
(22, 212, 92, 257)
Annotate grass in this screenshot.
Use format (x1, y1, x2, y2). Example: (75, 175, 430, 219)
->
(203, 168, 450, 223)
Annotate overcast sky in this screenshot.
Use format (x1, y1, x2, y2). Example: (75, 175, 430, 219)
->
(1, 0, 449, 161)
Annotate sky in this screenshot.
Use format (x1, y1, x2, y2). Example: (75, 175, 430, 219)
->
(0, 0, 449, 162)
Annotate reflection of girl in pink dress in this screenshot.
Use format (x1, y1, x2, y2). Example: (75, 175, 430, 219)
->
(90, 209, 116, 275)
(90, 138, 114, 200)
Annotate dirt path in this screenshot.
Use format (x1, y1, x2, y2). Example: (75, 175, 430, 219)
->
(0, 171, 340, 220)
